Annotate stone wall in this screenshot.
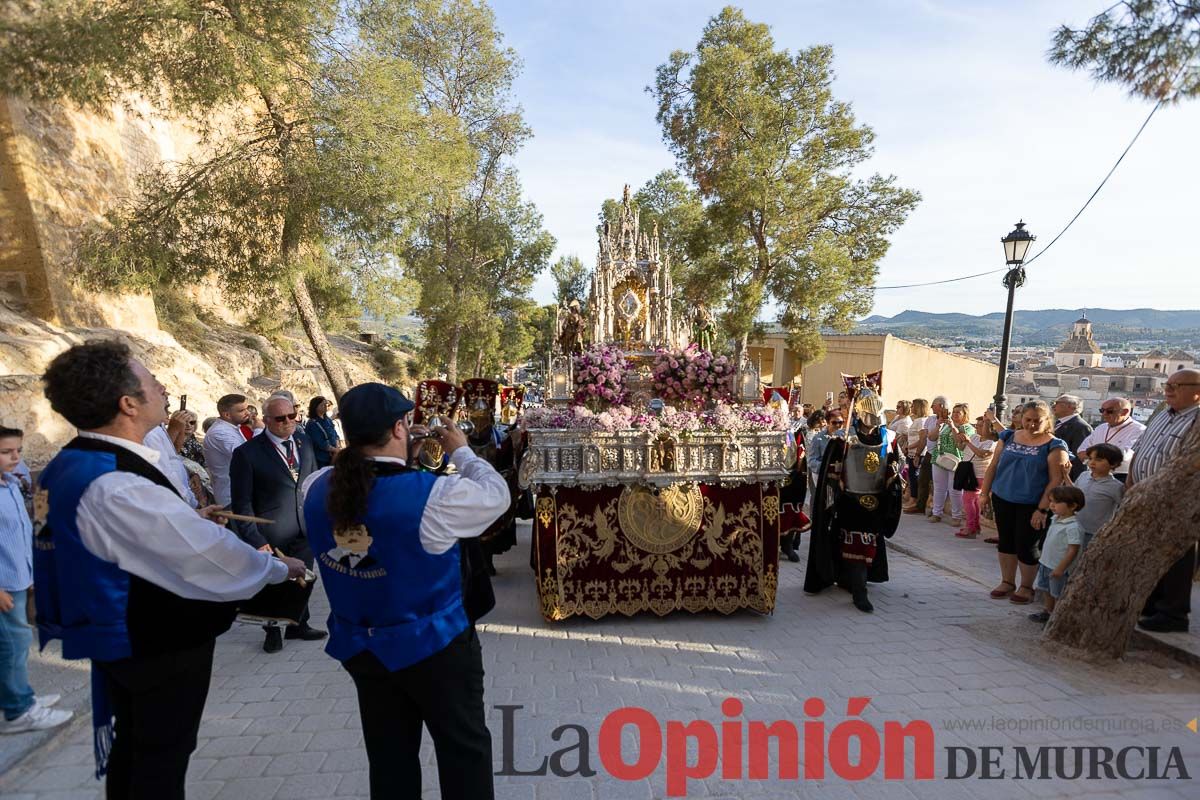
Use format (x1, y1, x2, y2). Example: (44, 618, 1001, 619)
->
(0, 95, 209, 329)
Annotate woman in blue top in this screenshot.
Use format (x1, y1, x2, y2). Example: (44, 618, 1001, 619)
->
(980, 400, 1071, 605)
(305, 396, 341, 468)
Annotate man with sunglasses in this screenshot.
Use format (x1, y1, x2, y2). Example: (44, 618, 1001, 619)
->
(1077, 397, 1144, 483)
(230, 395, 325, 652)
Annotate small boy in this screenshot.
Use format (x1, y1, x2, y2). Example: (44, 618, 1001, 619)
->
(1030, 485, 1086, 624)
(0, 426, 72, 733)
(1075, 443, 1126, 549)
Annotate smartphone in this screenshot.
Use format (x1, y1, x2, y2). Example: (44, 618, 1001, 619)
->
(826, 391, 834, 404)
(180, 394, 187, 412)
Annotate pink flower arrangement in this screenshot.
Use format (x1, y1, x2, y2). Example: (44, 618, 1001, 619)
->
(572, 343, 631, 410)
(651, 345, 736, 407)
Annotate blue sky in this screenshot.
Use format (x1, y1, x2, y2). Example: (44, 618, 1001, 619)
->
(489, 0, 1200, 318)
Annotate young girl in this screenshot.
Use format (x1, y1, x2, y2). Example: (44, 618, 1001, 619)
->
(955, 414, 997, 538)
(1030, 485, 1086, 624)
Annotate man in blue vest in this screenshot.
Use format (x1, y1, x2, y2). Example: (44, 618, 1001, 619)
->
(302, 382, 510, 800)
(36, 341, 307, 799)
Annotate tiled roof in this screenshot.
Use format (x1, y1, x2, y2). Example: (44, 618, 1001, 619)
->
(1057, 337, 1103, 354)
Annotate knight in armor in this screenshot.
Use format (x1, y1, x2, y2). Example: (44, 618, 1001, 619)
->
(460, 378, 518, 575)
(804, 382, 904, 612)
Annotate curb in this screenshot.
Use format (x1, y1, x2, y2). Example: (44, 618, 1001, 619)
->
(887, 539, 1200, 668)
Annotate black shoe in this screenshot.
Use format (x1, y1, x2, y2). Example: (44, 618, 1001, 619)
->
(852, 594, 874, 613)
(263, 625, 283, 653)
(780, 534, 801, 563)
(285, 623, 328, 641)
(1028, 610, 1050, 624)
(1137, 613, 1188, 633)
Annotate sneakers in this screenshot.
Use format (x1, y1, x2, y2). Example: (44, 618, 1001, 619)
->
(929, 515, 942, 523)
(34, 694, 61, 709)
(1, 703, 73, 734)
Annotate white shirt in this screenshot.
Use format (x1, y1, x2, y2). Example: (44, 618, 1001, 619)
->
(143, 425, 198, 508)
(202, 419, 249, 506)
(1077, 418, 1146, 473)
(75, 432, 287, 600)
(888, 415, 913, 445)
(301, 445, 511, 555)
(263, 429, 300, 472)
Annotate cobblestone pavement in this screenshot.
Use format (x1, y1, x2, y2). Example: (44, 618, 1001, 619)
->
(3, 518, 1199, 799)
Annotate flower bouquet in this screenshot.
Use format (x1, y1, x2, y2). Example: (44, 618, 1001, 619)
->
(572, 343, 630, 410)
(651, 345, 736, 408)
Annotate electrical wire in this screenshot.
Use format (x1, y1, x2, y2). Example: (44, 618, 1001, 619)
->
(874, 60, 1185, 291)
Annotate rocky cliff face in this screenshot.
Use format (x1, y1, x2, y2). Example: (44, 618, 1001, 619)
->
(1, 301, 390, 468)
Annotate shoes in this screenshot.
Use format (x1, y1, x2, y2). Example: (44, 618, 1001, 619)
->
(990, 581, 1015, 599)
(1008, 586, 1035, 605)
(852, 594, 874, 613)
(1137, 614, 1188, 633)
(35, 694, 61, 709)
(983, 536, 999, 544)
(263, 625, 283, 653)
(954, 529, 979, 539)
(1, 703, 73, 734)
(284, 623, 328, 642)
(1028, 610, 1051, 624)
(949, 517, 963, 527)
(929, 515, 941, 523)
(781, 533, 801, 563)
(902, 508, 924, 515)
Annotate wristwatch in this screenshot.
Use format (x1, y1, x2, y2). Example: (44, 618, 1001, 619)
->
(1037, 508, 1049, 515)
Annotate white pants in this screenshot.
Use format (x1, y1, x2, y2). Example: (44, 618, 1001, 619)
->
(931, 464, 963, 519)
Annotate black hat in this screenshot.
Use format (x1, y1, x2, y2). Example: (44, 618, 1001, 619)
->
(338, 383, 414, 444)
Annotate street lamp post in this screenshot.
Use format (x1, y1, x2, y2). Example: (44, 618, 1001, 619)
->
(992, 221, 1036, 426)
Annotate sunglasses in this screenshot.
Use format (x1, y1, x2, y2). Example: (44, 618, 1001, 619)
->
(1099, 408, 1120, 414)
(270, 412, 298, 423)
(829, 419, 844, 425)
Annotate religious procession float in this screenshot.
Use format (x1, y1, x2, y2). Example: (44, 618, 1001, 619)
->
(517, 187, 795, 622)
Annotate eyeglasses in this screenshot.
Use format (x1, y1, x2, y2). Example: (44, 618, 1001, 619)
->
(1165, 382, 1200, 390)
(1099, 408, 1120, 414)
(270, 412, 298, 423)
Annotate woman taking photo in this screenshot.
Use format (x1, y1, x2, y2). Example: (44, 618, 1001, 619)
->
(929, 403, 974, 526)
(306, 396, 341, 468)
(980, 400, 1071, 605)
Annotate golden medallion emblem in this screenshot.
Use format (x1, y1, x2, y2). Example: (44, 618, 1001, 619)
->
(617, 484, 704, 554)
(864, 451, 881, 473)
(858, 495, 879, 511)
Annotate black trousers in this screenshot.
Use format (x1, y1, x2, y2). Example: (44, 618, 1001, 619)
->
(344, 627, 494, 800)
(1145, 543, 1198, 623)
(97, 640, 216, 800)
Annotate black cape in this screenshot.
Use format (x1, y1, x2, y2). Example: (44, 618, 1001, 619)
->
(803, 427, 904, 593)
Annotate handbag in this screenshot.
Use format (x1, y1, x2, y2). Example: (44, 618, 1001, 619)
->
(953, 459, 978, 491)
(935, 452, 960, 471)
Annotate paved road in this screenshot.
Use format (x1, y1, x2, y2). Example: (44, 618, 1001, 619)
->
(2, 518, 1198, 799)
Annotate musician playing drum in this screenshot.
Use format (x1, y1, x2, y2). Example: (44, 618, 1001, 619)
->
(301, 382, 510, 799)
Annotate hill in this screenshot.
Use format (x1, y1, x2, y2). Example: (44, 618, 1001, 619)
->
(856, 309, 1200, 347)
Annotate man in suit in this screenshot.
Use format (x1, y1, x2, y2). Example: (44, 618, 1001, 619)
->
(1053, 394, 1093, 480)
(230, 395, 326, 652)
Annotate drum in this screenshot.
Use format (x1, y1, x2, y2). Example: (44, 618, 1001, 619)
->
(237, 570, 317, 626)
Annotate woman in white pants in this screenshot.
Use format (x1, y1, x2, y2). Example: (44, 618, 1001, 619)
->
(929, 403, 975, 525)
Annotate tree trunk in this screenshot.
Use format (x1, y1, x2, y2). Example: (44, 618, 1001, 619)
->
(474, 346, 485, 379)
(1043, 420, 1200, 658)
(446, 321, 462, 384)
(291, 272, 350, 399)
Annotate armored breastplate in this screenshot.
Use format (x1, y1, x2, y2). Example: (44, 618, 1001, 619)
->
(469, 437, 497, 465)
(842, 435, 888, 495)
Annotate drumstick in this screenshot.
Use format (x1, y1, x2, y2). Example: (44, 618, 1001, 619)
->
(219, 511, 276, 524)
(273, 547, 308, 588)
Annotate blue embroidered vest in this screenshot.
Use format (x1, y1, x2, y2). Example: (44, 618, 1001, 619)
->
(304, 464, 468, 670)
(35, 437, 238, 661)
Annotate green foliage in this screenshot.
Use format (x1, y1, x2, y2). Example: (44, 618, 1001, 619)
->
(371, 342, 408, 384)
(377, 0, 553, 381)
(151, 285, 209, 350)
(1049, 1, 1200, 102)
(550, 255, 589, 305)
(650, 6, 920, 365)
(0, 0, 475, 396)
